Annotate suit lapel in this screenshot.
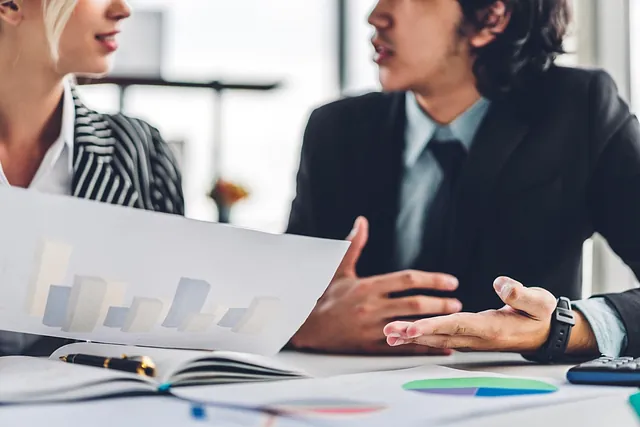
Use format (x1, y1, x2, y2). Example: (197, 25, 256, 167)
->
(70, 88, 140, 207)
(447, 97, 531, 280)
(356, 92, 406, 276)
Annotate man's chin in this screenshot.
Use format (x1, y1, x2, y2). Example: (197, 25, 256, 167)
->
(378, 74, 412, 93)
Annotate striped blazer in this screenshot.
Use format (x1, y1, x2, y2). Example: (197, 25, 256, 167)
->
(1, 88, 185, 357)
(70, 86, 185, 215)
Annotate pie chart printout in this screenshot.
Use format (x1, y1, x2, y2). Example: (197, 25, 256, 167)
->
(402, 377, 558, 397)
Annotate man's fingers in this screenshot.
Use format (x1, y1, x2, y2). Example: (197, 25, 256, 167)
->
(493, 276, 556, 320)
(383, 321, 412, 338)
(391, 335, 483, 351)
(385, 317, 485, 350)
(335, 216, 369, 278)
(381, 296, 463, 318)
(406, 313, 484, 338)
(369, 270, 459, 295)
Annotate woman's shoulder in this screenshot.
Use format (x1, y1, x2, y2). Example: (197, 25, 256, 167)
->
(86, 108, 171, 158)
(70, 86, 184, 214)
(71, 87, 164, 151)
(71, 85, 180, 172)
(80, 106, 179, 167)
(100, 112, 163, 144)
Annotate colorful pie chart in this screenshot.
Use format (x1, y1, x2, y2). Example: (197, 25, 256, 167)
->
(403, 377, 558, 397)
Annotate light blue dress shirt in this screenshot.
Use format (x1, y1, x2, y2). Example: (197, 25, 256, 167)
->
(398, 91, 627, 357)
(395, 92, 491, 269)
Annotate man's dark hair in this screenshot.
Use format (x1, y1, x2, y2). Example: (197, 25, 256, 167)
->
(457, 0, 572, 98)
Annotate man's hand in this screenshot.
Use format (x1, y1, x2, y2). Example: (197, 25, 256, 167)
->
(383, 276, 599, 356)
(290, 216, 463, 355)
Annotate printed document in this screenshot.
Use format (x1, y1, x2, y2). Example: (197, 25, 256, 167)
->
(0, 187, 348, 354)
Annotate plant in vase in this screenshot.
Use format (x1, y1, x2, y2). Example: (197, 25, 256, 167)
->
(207, 178, 250, 223)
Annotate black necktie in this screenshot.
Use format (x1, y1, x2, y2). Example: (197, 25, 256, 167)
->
(414, 139, 467, 272)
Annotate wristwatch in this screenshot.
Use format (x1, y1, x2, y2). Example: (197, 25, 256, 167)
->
(525, 297, 576, 364)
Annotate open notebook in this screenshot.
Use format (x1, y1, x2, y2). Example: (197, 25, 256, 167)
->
(0, 342, 309, 404)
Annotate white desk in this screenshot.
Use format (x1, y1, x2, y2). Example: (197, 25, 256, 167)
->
(276, 349, 542, 377)
(1, 351, 637, 426)
(275, 350, 638, 426)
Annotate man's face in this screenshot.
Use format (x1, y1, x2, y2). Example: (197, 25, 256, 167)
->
(368, 0, 472, 93)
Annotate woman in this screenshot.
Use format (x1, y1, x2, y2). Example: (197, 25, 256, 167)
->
(0, 0, 184, 356)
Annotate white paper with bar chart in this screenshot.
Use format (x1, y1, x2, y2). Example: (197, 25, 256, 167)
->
(0, 187, 348, 355)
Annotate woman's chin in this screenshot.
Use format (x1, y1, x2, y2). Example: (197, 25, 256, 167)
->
(72, 60, 114, 79)
(73, 68, 111, 80)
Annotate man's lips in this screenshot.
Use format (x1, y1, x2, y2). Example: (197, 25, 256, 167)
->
(372, 38, 395, 63)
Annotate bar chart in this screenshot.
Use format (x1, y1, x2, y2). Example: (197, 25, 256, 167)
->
(160, 278, 282, 335)
(29, 238, 282, 336)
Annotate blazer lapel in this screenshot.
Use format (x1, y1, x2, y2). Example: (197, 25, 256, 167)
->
(70, 88, 140, 207)
(447, 97, 531, 280)
(356, 92, 406, 276)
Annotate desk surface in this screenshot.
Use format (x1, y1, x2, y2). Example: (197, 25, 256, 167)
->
(276, 350, 559, 378)
(275, 350, 637, 426)
(1, 351, 637, 426)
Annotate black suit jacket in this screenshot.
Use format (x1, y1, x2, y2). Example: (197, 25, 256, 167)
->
(4, 87, 185, 357)
(287, 66, 640, 356)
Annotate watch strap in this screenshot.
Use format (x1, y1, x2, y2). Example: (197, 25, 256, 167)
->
(524, 297, 576, 364)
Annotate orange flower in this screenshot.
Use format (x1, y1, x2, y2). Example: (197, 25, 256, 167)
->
(209, 178, 249, 206)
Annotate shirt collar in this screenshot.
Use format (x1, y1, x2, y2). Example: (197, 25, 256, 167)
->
(404, 91, 491, 167)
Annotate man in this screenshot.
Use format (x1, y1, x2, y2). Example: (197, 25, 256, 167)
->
(286, 0, 640, 360)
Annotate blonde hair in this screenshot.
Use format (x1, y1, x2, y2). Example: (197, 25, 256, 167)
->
(43, 0, 78, 61)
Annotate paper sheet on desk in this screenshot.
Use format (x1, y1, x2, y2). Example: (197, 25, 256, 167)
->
(0, 187, 348, 354)
(172, 365, 633, 426)
(0, 397, 279, 427)
(0, 397, 375, 427)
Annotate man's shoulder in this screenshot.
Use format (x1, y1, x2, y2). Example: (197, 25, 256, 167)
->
(537, 65, 621, 99)
(546, 65, 605, 83)
(310, 91, 402, 123)
(530, 66, 633, 152)
(509, 66, 626, 123)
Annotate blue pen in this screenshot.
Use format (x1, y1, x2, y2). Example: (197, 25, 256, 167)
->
(191, 404, 207, 421)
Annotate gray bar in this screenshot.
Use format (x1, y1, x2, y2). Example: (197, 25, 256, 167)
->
(104, 306, 129, 328)
(42, 285, 71, 327)
(217, 308, 247, 328)
(162, 278, 211, 328)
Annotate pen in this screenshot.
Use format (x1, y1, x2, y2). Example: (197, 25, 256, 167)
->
(59, 353, 157, 377)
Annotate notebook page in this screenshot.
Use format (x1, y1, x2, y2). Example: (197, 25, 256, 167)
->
(0, 356, 154, 403)
(193, 351, 309, 376)
(50, 342, 309, 384)
(50, 342, 207, 383)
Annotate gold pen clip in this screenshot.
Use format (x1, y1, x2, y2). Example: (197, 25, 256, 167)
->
(121, 354, 157, 377)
